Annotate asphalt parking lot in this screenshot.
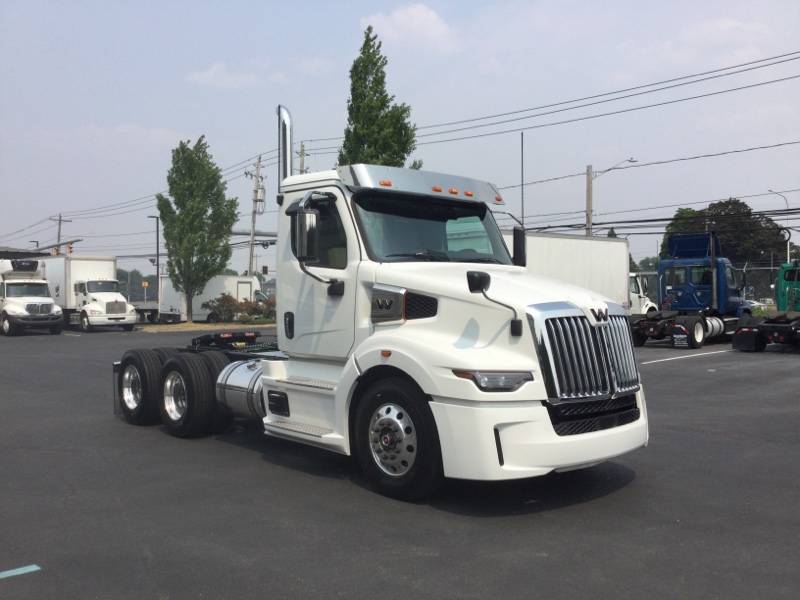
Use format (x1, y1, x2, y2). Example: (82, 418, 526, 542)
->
(1, 328, 798, 599)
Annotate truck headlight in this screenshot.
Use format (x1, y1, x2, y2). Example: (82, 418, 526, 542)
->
(52, 305, 62, 314)
(127, 305, 136, 314)
(5, 305, 27, 316)
(89, 309, 102, 316)
(452, 370, 533, 392)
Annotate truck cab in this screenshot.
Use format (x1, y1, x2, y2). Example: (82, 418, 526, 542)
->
(0, 259, 63, 336)
(629, 273, 657, 315)
(72, 278, 137, 331)
(775, 261, 800, 312)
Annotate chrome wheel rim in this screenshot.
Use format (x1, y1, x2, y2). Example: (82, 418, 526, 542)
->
(163, 371, 188, 422)
(694, 322, 704, 343)
(1, 318, 8, 334)
(121, 365, 142, 410)
(369, 402, 417, 477)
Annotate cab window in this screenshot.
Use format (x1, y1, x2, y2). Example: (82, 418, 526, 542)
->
(629, 277, 640, 294)
(690, 266, 713, 286)
(665, 267, 686, 286)
(726, 266, 739, 288)
(784, 268, 799, 282)
(290, 199, 347, 270)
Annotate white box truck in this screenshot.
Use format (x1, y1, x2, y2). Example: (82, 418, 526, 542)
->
(40, 255, 137, 332)
(158, 274, 265, 322)
(112, 106, 647, 500)
(502, 231, 631, 312)
(0, 258, 63, 336)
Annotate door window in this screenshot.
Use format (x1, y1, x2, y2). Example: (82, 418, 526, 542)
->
(665, 268, 686, 286)
(784, 268, 799, 282)
(629, 277, 640, 294)
(291, 199, 347, 269)
(726, 266, 739, 288)
(690, 266, 713, 286)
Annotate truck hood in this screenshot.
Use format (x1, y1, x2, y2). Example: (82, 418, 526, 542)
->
(87, 292, 129, 304)
(4, 296, 56, 306)
(375, 262, 617, 316)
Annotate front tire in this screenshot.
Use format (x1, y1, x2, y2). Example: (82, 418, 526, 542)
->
(354, 377, 443, 501)
(1, 314, 18, 336)
(80, 312, 93, 333)
(160, 353, 216, 438)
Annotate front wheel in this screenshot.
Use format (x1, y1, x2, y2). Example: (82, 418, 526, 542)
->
(632, 330, 647, 347)
(1, 314, 18, 336)
(80, 313, 93, 333)
(354, 377, 443, 501)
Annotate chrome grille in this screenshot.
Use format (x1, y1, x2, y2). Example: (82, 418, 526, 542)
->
(544, 314, 639, 400)
(25, 303, 52, 315)
(106, 301, 126, 314)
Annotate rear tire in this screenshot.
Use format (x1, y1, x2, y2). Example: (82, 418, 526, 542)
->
(688, 318, 706, 349)
(354, 377, 443, 501)
(198, 351, 232, 433)
(118, 349, 162, 425)
(632, 330, 647, 347)
(160, 353, 216, 438)
(152, 347, 181, 364)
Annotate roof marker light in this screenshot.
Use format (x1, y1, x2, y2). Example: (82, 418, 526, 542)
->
(448, 187, 458, 195)
(494, 195, 504, 205)
(464, 190, 474, 198)
(379, 179, 392, 187)
(380, 350, 392, 358)
(432, 185, 442, 193)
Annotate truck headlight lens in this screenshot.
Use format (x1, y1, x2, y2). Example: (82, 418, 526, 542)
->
(89, 309, 102, 316)
(127, 305, 136, 314)
(452, 370, 533, 392)
(52, 305, 62, 314)
(5, 305, 27, 315)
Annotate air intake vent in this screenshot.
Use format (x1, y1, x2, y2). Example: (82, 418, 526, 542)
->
(405, 293, 437, 320)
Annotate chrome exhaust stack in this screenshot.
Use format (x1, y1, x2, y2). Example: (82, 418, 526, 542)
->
(276, 104, 293, 191)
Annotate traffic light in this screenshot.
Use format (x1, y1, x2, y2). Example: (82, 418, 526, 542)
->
(66, 243, 74, 255)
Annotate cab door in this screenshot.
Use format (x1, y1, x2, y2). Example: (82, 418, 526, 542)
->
(277, 186, 359, 360)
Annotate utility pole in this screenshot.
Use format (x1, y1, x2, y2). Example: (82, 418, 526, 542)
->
(49, 213, 72, 254)
(245, 156, 265, 275)
(585, 165, 593, 237)
(520, 132, 525, 226)
(297, 142, 307, 175)
(148, 215, 160, 298)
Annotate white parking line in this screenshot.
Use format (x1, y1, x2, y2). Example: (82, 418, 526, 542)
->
(640, 350, 732, 365)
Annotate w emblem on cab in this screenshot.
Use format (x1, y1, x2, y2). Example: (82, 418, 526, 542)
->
(589, 307, 609, 322)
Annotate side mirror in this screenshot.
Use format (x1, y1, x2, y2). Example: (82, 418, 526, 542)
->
(467, 271, 491, 293)
(512, 226, 526, 267)
(294, 209, 320, 263)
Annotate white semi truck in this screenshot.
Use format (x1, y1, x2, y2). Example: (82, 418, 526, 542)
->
(41, 255, 137, 332)
(0, 259, 63, 335)
(112, 106, 648, 500)
(629, 273, 658, 315)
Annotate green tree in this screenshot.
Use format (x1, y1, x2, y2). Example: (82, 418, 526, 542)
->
(338, 26, 421, 168)
(638, 256, 659, 271)
(156, 137, 238, 321)
(660, 198, 787, 264)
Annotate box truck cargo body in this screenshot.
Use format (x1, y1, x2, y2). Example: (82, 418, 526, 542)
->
(158, 274, 264, 322)
(40, 255, 137, 331)
(502, 232, 631, 312)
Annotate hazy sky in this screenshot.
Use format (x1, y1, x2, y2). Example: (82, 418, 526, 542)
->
(1, 0, 798, 275)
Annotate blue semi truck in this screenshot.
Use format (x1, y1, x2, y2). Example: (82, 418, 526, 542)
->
(629, 233, 750, 348)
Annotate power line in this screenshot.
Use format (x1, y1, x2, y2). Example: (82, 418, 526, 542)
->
(417, 74, 800, 146)
(417, 55, 800, 138)
(498, 140, 800, 191)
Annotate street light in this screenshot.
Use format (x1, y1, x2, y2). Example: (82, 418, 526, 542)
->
(147, 215, 160, 295)
(586, 157, 637, 236)
(768, 189, 790, 263)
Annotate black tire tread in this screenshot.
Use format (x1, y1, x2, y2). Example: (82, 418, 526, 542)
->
(118, 348, 162, 425)
(160, 353, 216, 438)
(199, 351, 233, 433)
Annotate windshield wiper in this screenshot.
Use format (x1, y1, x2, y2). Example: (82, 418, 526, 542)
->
(386, 249, 450, 262)
(463, 257, 502, 264)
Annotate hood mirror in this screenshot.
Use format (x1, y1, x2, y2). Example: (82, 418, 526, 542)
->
(467, 271, 491, 293)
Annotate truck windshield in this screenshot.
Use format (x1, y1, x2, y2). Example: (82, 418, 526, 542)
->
(87, 281, 119, 293)
(6, 282, 50, 297)
(353, 194, 512, 264)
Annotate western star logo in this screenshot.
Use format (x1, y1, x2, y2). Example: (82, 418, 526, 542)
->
(374, 298, 394, 310)
(589, 307, 609, 322)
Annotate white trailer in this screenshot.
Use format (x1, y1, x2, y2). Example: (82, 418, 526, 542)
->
(112, 106, 647, 501)
(0, 258, 62, 336)
(158, 274, 265, 322)
(40, 255, 137, 331)
(503, 231, 631, 311)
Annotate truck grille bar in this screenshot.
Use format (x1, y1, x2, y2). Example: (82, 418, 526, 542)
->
(25, 303, 52, 315)
(538, 310, 640, 401)
(106, 301, 126, 314)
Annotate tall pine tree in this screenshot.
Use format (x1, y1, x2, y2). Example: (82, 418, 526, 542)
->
(338, 26, 421, 168)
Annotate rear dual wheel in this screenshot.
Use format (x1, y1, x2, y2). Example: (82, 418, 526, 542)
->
(118, 349, 163, 425)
